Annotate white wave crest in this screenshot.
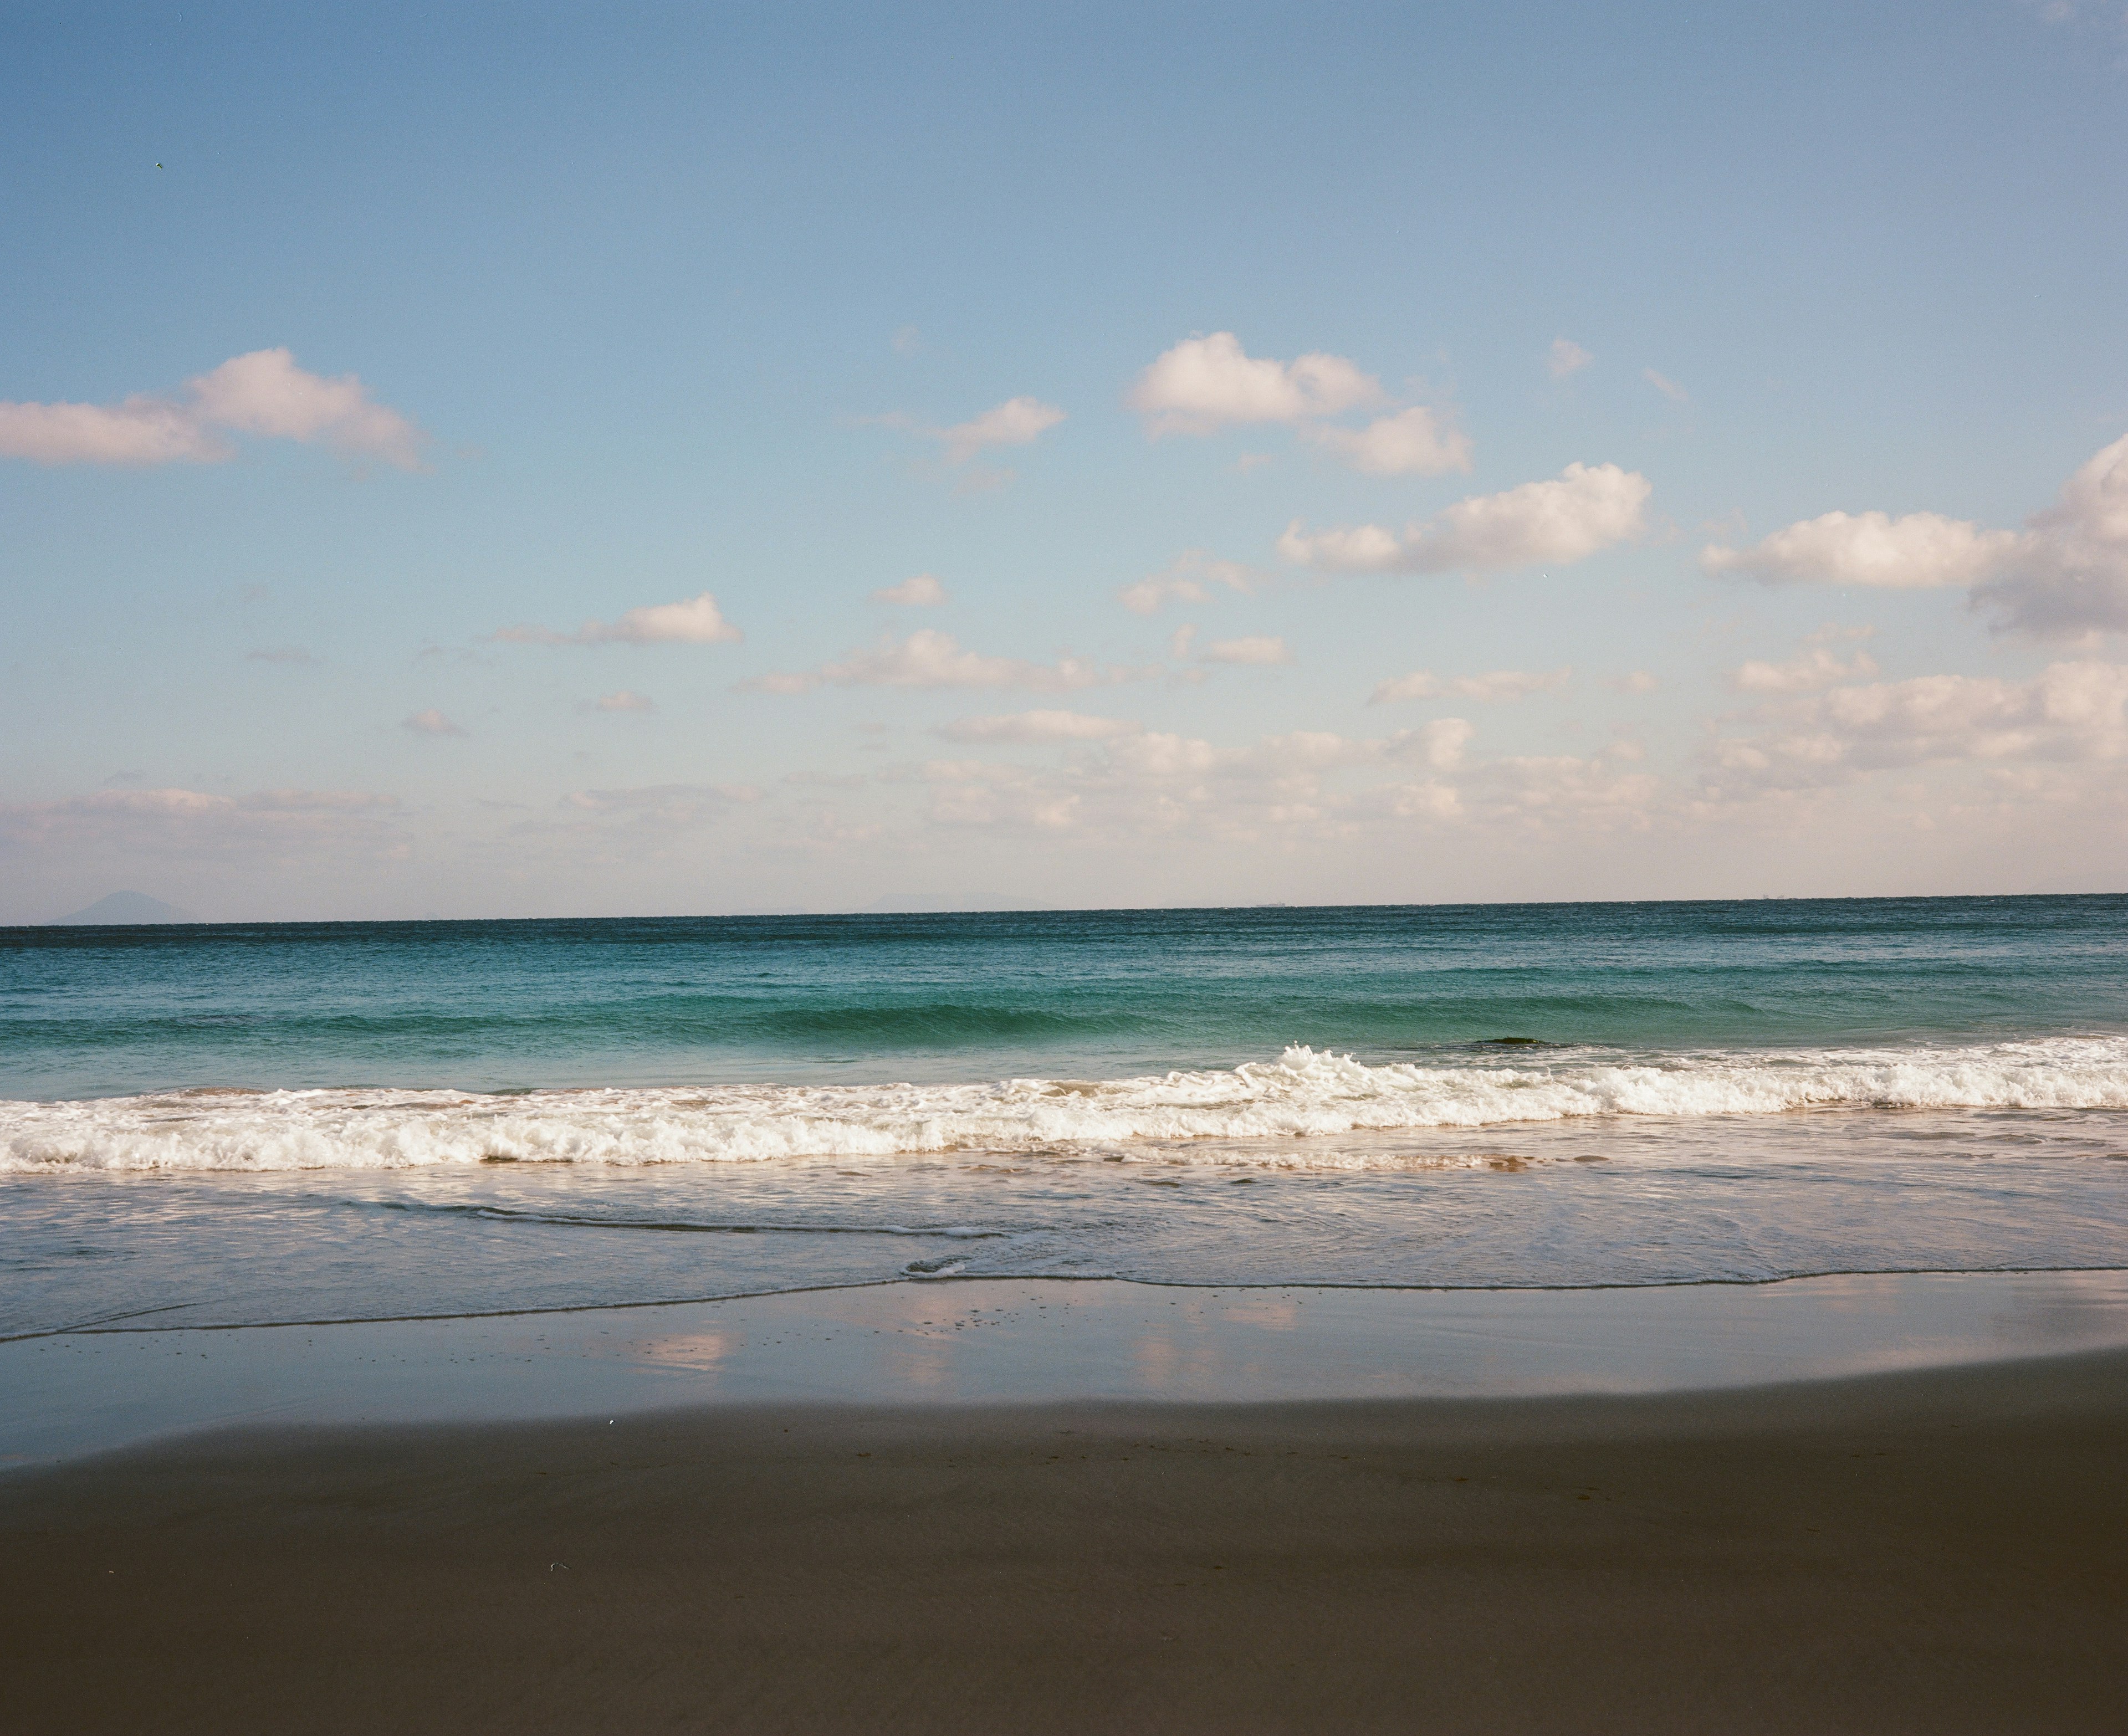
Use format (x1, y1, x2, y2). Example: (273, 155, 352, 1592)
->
(6, 1040, 2128, 1175)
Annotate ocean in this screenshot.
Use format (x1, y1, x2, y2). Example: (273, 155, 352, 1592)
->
(4, 897, 2126, 1342)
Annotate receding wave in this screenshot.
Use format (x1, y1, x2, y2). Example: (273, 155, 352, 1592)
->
(6, 1040, 2128, 1175)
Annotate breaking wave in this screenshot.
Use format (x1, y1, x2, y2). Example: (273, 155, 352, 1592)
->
(6, 1039, 2128, 1175)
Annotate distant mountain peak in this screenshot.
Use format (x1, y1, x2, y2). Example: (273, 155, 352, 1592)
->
(54, 891, 198, 925)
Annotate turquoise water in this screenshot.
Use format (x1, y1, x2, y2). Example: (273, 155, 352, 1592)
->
(7, 897, 2127, 1099)
(3, 897, 2126, 1338)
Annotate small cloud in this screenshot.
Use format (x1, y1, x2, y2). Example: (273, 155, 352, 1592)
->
(1281, 463, 1651, 575)
(1126, 331, 1466, 477)
(0, 347, 426, 469)
(564, 782, 761, 817)
(1614, 670, 1660, 694)
(1643, 368, 1690, 404)
(1128, 332, 1383, 437)
(1235, 452, 1273, 472)
(1300, 406, 1471, 477)
(939, 396, 1066, 464)
(1702, 512, 2022, 589)
(935, 710, 1141, 743)
(1119, 549, 1255, 615)
(1548, 338, 1593, 380)
(1168, 623, 1197, 660)
(494, 591, 743, 647)
(892, 326, 922, 356)
(1370, 667, 1571, 704)
(748, 628, 1128, 694)
(1200, 635, 1292, 666)
(402, 708, 467, 738)
(1728, 644, 1879, 695)
(245, 646, 318, 665)
(585, 690, 657, 714)
(872, 573, 948, 607)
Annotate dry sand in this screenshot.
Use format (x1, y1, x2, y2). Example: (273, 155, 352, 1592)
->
(6, 1348, 2126, 1734)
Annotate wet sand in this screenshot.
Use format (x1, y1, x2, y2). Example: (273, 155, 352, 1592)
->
(6, 1348, 2126, 1734)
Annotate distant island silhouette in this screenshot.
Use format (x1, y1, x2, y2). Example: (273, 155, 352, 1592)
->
(54, 891, 198, 925)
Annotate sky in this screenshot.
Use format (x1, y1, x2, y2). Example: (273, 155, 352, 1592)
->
(3, 0, 2127, 920)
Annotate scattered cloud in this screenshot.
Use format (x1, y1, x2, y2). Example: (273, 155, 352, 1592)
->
(892, 326, 922, 356)
(935, 710, 1142, 743)
(1615, 670, 1660, 694)
(1707, 660, 2128, 795)
(245, 646, 318, 665)
(1370, 667, 1571, 704)
(564, 782, 761, 819)
(1127, 332, 1466, 477)
(939, 396, 1067, 464)
(1643, 368, 1689, 404)
(907, 718, 1478, 836)
(1548, 339, 1593, 380)
(872, 573, 949, 607)
(494, 591, 743, 647)
(1702, 511, 2022, 588)
(585, 690, 657, 714)
(402, 709, 467, 738)
(748, 628, 1126, 694)
(1279, 462, 1651, 575)
(1199, 635, 1292, 665)
(1118, 549, 1256, 614)
(1728, 644, 1880, 694)
(1299, 406, 1472, 477)
(0, 349, 425, 469)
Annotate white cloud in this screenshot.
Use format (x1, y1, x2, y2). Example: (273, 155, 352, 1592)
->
(1644, 368, 1689, 404)
(0, 348, 424, 469)
(1707, 660, 2128, 793)
(1977, 434, 2128, 638)
(1279, 462, 1652, 574)
(1370, 667, 1571, 704)
(1300, 406, 1472, 477)
(1128, 332, 1382, 437)
(1126, 331, 1470, 479)
(495, 591, 744, 647)
(403, 709, 467, 737)
(935, 710, 1142, 742)
(906, 716, 1479, 839)
(939, 396, 1066, 463)
(1548, 339, 1593, 380)
(1615, 670, 1660, 694)
(1729, 646, 1880, 694)
(1700, 434, 2128, 640)
(1118, 550, 1256, 615)
(1199, 636, 1292, 665)
(1702, 510, 2024, 588)
(586, 690, 657, 714)
(872, 573, 948, 607)
(750, 628, 1119, 694)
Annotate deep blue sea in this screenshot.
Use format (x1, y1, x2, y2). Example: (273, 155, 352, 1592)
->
(4, 898, 2126, 1339)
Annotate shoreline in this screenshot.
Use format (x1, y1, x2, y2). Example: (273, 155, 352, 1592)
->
(11, 1267, 2128, 1467)
(7, 1349, 2126, 1733)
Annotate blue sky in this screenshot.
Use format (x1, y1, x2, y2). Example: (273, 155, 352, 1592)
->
(4, 1, 2126, 918)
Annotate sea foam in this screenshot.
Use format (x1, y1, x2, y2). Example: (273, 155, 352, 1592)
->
(7, 1039, 2128, 1174)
